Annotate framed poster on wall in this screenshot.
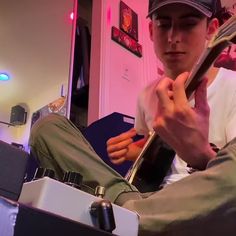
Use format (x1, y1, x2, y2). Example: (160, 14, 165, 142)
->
(119, 1, 138, 41)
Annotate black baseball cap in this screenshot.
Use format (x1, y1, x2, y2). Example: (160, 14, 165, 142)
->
(147, 0, 219, 18)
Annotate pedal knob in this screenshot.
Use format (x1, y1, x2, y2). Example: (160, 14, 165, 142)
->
(90, 200, 116, 233)
(63, 171, 83, 189)
(95, 186, 105, 198)
(33, 167, 55, 180)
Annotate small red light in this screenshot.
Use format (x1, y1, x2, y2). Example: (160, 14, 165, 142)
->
(70, 12, 74, 20)
(107, 6, 111, 25)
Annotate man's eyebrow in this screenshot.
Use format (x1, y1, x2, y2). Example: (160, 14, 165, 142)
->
(179, 13, 204, 19)
(154, 16, 171, 20)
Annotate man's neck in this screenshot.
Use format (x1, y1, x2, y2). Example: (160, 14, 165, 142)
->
(164, 69, 179, 80)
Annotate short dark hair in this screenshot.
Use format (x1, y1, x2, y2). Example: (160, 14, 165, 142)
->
(214, 7, 233, 25)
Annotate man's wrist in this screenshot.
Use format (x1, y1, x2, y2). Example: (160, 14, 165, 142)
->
(189, 143, 218, 170)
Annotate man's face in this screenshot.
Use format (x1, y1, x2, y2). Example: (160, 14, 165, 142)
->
(149, 3, 218, 79)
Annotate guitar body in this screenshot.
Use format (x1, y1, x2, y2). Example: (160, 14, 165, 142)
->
(130, 136, 175, 193)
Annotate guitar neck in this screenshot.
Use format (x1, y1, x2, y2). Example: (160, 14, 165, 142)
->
(185, 41, 230, 99)
(185, 15, 236, 98)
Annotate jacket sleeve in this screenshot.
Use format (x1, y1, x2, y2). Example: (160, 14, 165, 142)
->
(226, 90, 236, 142)
(121, 138, 236, 236)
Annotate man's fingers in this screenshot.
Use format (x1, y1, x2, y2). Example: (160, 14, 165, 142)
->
(106, 128, 136, 146)
(155, 77, 173, 108)
(109, 148, 128, 160)
(173, 72, 189, 106)
(107, 138, 133, 153)
(110, 157, 126, 165)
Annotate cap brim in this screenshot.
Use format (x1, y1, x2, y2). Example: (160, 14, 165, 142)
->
(147, 0, 212, 18)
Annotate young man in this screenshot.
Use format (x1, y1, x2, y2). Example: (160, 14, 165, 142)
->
(107, 0, 236, 186)
(29, 0, 236, 235)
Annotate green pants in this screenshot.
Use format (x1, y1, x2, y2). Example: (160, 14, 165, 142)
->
(30, 114, 236, 236)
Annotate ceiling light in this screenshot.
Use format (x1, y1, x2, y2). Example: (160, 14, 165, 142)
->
(0, 73, 10, 81)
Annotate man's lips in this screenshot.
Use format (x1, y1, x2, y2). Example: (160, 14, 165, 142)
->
(165, 51, 186, 55)
(164, 51, 186, 61)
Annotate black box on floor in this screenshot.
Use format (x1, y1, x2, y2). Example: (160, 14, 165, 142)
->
(0, 141, 28, 201)
(0, 197, 114, 236)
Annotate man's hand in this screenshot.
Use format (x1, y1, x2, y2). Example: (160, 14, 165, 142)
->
(153, 72, 216, 170)
(106, 129, 144, 165)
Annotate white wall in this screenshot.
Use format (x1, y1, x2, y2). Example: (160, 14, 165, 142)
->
(0, 0, 76, 148)
(88, 0, 158, 124)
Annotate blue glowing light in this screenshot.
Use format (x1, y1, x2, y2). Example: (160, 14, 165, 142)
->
(0, 73, 10, 81)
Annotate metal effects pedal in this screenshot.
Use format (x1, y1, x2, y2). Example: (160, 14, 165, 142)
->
(19, 177, 139, 236)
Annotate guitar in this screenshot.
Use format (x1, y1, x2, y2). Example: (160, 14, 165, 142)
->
(125, 15, 236, 193)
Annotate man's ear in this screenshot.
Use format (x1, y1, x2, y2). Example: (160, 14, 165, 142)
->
(149, 21, 154, 42)
(206, 18, 219, 40)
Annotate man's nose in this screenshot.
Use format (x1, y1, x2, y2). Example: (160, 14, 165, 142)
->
(168, 25, 181, 44)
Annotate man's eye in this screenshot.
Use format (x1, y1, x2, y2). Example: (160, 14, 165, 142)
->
(181, 23, 197, 30)
(180, 19, 200, 28)
(156, 20, 171, 28)
(185, 21, 198, 26)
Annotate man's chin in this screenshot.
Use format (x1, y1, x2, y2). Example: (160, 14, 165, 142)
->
(166, 66, 189, 79)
